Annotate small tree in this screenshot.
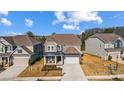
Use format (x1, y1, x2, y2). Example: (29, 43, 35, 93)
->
(108, 55, 112, 61)
(38, 36, 46, 44)
(52, 32, 56, 35)
(104, 28, 113, 33)
(26, 31, 34, 37)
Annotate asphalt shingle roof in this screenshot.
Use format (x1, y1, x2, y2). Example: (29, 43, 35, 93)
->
(46, 34, 81, 45)
(90, 33, 121, 43)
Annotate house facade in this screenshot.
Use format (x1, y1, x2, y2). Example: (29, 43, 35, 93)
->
(0, 35, 42, 67)
(43, 34, 82, 65)
(85, 33, 124, 61)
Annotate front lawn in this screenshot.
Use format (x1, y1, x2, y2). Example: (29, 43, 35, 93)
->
(18, 59, 63, 77)
(81, 53, 124, 76)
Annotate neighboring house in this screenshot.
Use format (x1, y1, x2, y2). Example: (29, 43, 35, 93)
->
(43, 34, 82, 65)
(0, 35, 42, 66)
(85, 33, 124, 60)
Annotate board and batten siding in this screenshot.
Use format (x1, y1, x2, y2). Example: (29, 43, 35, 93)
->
(105, 43, 114, 48)
(85, 38, 108, 59)
(44, 41, 57, 52)
(13, 47, 30, 55)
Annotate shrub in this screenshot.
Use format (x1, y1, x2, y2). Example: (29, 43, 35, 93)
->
(108, 55, 112, 61)
(80, 61, 83, 64)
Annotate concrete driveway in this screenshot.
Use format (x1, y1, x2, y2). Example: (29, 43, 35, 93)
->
(62, 63, 87, 81)
(0, 62, 28, 81)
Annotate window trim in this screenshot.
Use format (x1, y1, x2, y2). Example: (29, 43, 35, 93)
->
(18, 49, 22, 54)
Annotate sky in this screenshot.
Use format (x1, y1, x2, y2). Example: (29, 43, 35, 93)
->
(0, 11, 124, 36)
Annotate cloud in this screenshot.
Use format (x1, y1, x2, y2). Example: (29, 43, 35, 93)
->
(0, 18, 12, 26)
(25, 18, 33, 27)
(53, 11, 103, 30)
(0, 11, 8, 16)
(4, 31, 23, 36)
(63, 24, 79, 30)
(67, 11, 103, 24)
(52, 12, 66, 24)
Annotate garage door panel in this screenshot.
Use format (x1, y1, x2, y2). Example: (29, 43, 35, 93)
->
(13, 57, 29, 66)
(64, 56, 79, 64)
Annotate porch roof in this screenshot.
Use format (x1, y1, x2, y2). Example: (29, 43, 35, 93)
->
(43, 52, 64, 56)
(64, 47, 81, 55)
(105, 47, 124, 52)
(0, 53, 11, 57)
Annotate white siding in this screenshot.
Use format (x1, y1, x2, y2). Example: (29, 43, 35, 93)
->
(13, 47, 29, 55)
(105, 43, 114, 48)
(44, 41, 57, 52)
(85, 38, 108, 59)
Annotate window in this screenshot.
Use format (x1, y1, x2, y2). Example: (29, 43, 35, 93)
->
(18, 49, 22, 53)
(114, 43, 117, 48)
(57, 45, 61, 51)
(115, 40, 122, 48)
(0, 47, 3, 52)
(121, 51, 123, 55)
(51, 46, 54, 51)
(48, 46, 50, 51)
(7, 46, 12, 51)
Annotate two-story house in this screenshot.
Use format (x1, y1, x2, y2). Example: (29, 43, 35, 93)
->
(43, 34, 82, 65)
(0, 35, 42, 66)
(85, 33, 124, 61)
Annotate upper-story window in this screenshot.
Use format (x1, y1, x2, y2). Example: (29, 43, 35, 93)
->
(51, 46, 54, 51)
(0, 47, 3, 52)
(7, 46, 12, 51)
(57, 45, 61, 51)
(18, 49, 22, 53)
(114, 40, 122, 48)
(48, 46, 50, 51)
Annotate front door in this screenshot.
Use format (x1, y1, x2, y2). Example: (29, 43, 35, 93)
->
(47, 56, 55, 63)
(2, 57, 8, 66)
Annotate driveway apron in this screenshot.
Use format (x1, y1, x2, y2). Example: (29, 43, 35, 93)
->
(0, 63, 27, 81)
(62, 63, 87, 81)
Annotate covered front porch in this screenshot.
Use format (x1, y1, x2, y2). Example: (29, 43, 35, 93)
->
(0, 54, 13, 67)
(44, 55, 64, 65)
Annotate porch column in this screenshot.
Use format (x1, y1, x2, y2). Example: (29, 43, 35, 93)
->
(8, 57, 9, 65)
(44, 56, 46, 65)
(55, 56, 57, 65)
(61, 56, 63, 64)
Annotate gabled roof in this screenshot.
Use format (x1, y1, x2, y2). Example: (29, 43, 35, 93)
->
(46, 34, 81, 45)
(90, 33, 121, 43)
(0, 35, 41, 46)
(2, 36, 15, 45)
(21, 45, 33, 55)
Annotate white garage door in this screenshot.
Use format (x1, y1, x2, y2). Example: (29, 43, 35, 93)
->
(13, 57, 30, 66)
(64, 55, 79, 64)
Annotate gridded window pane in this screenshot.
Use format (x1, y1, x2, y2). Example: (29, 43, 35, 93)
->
(18, 50, 22, 53)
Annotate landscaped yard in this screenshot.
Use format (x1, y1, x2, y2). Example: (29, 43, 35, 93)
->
(18, 59, 63, 77)
(81, 53, 124, 76)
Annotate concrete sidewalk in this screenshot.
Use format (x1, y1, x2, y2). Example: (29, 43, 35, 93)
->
(87, 74, 124, 80)
(0, 65, 27, 81)
(62, 64, 87, 81)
